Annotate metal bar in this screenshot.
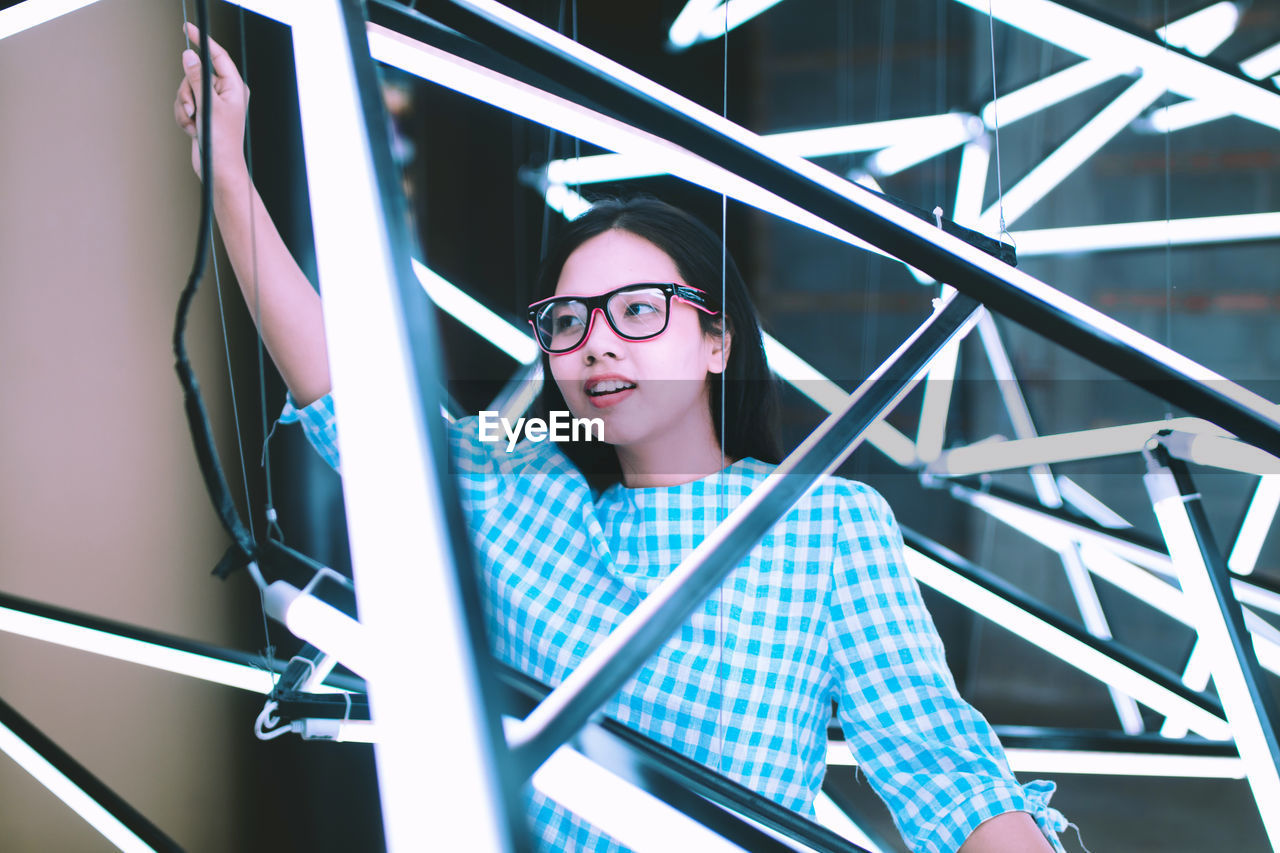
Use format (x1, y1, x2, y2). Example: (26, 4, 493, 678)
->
(413, 0, 1280, 458)
(1145, 446, 1280, 848)
(506, 294, 982, 776)
(0, 695, 183, 852)
(288, 1, 520, 849)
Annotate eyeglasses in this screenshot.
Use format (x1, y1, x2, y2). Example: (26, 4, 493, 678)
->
(527, 283, 718, 355)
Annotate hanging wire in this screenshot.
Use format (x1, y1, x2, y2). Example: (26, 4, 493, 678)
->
(234, 4, 281, 671)
(1161, 0, 1174, 421)
(986, 0, 1010, 244)
(717, 0, 729, 779)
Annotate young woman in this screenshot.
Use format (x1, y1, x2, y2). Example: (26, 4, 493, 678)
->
(175, 24, 1069, 853)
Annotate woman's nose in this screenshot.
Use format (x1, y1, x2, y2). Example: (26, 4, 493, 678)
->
(580, 306, 623, 360)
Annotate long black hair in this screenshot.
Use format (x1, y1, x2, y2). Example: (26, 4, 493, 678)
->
(533, 197, 781, 490)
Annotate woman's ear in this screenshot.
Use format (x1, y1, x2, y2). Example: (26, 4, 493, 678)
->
(706, 324, 732, 375)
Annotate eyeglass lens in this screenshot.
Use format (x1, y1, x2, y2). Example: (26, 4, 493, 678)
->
(535, 286, 670, 352)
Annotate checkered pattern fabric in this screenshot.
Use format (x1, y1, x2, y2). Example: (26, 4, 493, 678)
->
(281, 395, 1067, 853)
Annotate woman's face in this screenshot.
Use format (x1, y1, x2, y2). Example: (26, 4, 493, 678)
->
(548, 228, 728, 450)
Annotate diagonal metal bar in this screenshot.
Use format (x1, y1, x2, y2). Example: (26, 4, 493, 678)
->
(0, 695, 184, 853)
(413, 0, 1280, 459)
(505, 293, 982, 777)
(1145, 446, 1280, 848)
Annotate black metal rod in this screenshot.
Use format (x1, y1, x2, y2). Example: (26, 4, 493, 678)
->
(509, 294, 981, 777)
(413, 0, 1280, 458)
(901, 528, 1226, 720)
(1153, 447, 1280, 780)
(0, 694, 184, 852)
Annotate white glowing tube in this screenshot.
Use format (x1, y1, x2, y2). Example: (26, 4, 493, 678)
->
(1146, 468, 1280, 847)
(291, 4, 511, 851)
(761, 334, 919, 467)
(1233, 578, 1280, 618)
(263, 581, 373, 678)
(979, 77, 1166, 232)
(952, 138, 990, 226)
(1056, 476, 1131, 528)
(827, 739, 1244, 779)
(0, 605, 275, 693)
(1241, 42, 1280, 80)
(390, 0, 1280, 441)
(1143, 33, 1280, 133)
(667, 0, 790, 49)
(1160, 640, 1212, 739)
(1012, 213, 1280, 256)
(667, 0, 722, 50)
(975, 312, 1059, 507)
(1154, 1, 1240, 58)
(411, 260, 539, 364)
(929, 418, 1225, 477)
(544, 114, 979, 186)
(543, 183, 593, 219)
(916, 332, 960, 465)
(0, 0, 102, 40)
(0, 721, 157, 853)
(1004, 748, 1246, 779)
(533, 745, 749, 853)
(1160, 431, 1280, 476)
(811, 792, 888, 853)
(953, 0, 1280, 132)
(865, 115, 984, 177)
(981, 59, 1130, 129)
(904, 547, 1232, 739)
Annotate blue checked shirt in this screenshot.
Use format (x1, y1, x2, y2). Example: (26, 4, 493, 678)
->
(281, 394, 1067, 853)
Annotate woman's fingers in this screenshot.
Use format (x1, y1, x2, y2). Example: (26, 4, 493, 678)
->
(183, 22, 241, 86)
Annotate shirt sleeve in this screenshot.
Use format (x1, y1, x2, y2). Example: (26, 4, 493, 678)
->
(825, 482, 1067, 853)
(278, 391, 509, 514)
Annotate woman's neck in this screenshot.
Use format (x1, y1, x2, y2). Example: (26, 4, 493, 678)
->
(614, 415, 734, 488)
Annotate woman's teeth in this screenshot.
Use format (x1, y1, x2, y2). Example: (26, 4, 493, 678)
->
(587, 380, 637, 396)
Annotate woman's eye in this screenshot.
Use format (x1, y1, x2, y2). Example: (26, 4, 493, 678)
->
(622, 299, 660, 317)
(553, 313, 584, 331)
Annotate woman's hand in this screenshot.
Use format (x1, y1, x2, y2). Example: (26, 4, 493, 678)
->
(173, 23, 249, 186)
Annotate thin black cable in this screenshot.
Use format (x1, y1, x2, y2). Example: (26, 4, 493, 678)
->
(236, 5, 281, 672)
(173, 0, 256, 564)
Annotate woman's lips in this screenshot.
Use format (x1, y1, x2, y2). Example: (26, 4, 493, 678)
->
(584, 385, 636, 408)
(583, 374, 637, 409)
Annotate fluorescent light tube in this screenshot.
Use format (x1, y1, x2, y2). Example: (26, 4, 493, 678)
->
(1004, 748, 1245, 779)
(1160, 430, 1280, 476)
(1155, 1, 1240, 58)
(811, 792, 889, 853)
(542, 114, 980, 186)
(1056, 476, 1131, 528)
(865, 115, 983, 177)
(263, 581, 373, 678)
(952, 138, 990, 225)
(829, 738, 1244, 779)
(291, 5, 513, 851)
(533, 744, 749, 852)
(954, 0, 1280, 132)
(1012, 213, 1280, 256)
(0, 721, 157, 853)
(411, 259, 539, 364)
(1146, 467, 1280, 847)
(543, 182, 593, 220)
(904, 546, 1232, 740)
(982, 59, 1131, 129)
(761, 335, 919, 467)
(666, 0, 722, 49)
(980, 77, 1166, 231)
(0, 604, 275, 694)
(929, 418, 1225, 477)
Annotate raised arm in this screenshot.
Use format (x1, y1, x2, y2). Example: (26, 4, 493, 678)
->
(174, 22, 331, 407)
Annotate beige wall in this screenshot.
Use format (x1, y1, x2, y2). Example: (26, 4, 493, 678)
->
(1, 1, 254, 848)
